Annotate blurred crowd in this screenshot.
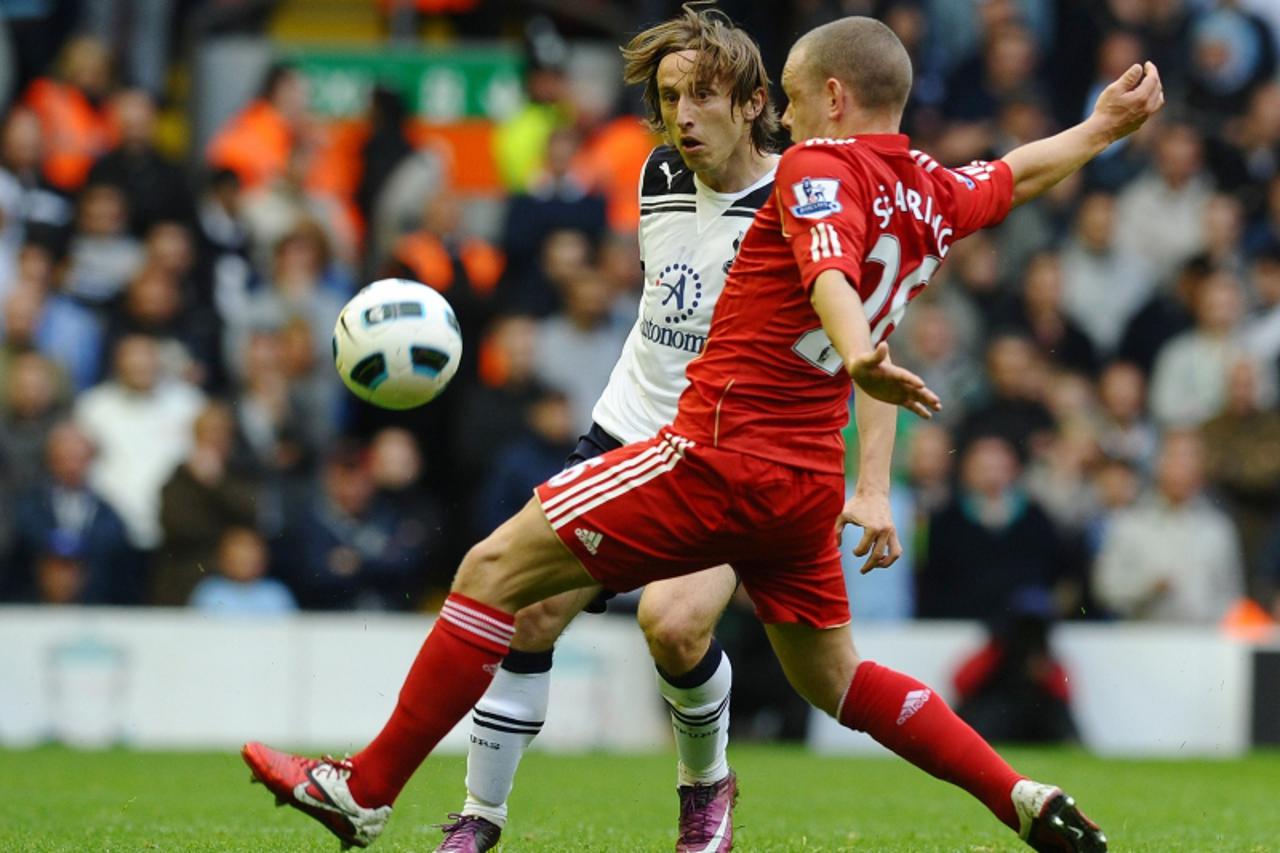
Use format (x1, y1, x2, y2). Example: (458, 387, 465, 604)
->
(1, 0, 1280, 668)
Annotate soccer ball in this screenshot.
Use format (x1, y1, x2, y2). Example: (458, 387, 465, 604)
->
(332, 278, 463, 410)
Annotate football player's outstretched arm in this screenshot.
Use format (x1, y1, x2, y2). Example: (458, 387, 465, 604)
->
(1003, 61, 1164, 207)
(809, 268, 940, 418)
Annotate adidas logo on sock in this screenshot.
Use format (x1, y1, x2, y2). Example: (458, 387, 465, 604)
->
(575, 527, 603, 555)
(896, 688, 931, 725)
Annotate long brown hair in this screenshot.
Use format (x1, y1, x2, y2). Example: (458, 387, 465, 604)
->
(621, 3, 780, 153)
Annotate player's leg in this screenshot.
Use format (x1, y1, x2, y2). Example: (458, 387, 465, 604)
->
(763, 621, 1106, 851)
(637, 566, 739, 852)
(243, 497, 595, 849)
(451, 586, 599, 846)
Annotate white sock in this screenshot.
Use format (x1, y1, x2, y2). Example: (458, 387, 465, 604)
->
(461, 662, 551, 828)
(656, 644, 732, 787)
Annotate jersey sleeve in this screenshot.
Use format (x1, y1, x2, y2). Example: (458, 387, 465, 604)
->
(940, 159, 1014, 239)
(775, 145, 868, 294)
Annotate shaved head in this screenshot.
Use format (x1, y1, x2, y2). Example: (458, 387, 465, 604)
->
(793, 16, 912, 116)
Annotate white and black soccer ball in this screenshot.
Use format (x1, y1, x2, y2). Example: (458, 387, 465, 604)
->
(332, 278, 463, 410)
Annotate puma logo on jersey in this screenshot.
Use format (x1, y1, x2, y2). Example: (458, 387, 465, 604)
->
(575, 527, 603, 555)
(659, 161, 684, 189)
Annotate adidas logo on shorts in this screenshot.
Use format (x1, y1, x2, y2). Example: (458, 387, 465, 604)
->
(896, 688, 931, 725)
(575, 528, 603, 555)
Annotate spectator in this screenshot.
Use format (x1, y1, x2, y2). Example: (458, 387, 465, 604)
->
(154, 401, 258, 606)
(190, 526, 296, 615)
(206, 64, 311, 192)
(1116, 254, 1203, 376)
(354, 87, 415, 239)
(240, 141, 358, 272)
(1095, 361, 1159, 473)
(917, 435, 1068, 621)
(63, 183, 145, 307)
(232, 329, 312, 482)
(903, 422, 954, 519)
(276, 442, 423, 611)
(87, 89, 194, 236)
(0, 273, 103, 393)
(101, 266, 209, 387)
(0, 107, 73, 267)
(474, 386, 576, 537)
(368, 427, 447, 591)
(953, 591, 1078, 744)
(1003, 252, 1098, 376)
(896, 301, 984, 425)
(501, 127, 608, 308)
(74, 334, 204, 550)
(955, 333, 1055, 460)
(1025, 423, 1100, 537)
(1094, 430, 1244, 622)
(21, 35, 114, 192)
(1201, 193, 1247, 278)
(454, 314, 545, 483)
(0, 351, 68, 494)
(1207, 81, 1280, 219)
(1059, 192, 1155, 357)
(1201, 358, 1280, 597)
(5, 422, 137, 603)
(943, 22, 1042, 126)
(1186, 1, 1277, 123)
(277, 315, 342, 456)
(533, 267, 628, 430)
(492, 16, 571, 192)
(227, 222, 346, 374)
(1083, 454, 1142, 560)
(1115, 123, 1214, 285)
(1149, 268, 1249, 427)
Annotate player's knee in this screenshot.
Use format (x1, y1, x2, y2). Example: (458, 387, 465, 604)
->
(639, 605, 712, 675)
(453, 534, 516, 605)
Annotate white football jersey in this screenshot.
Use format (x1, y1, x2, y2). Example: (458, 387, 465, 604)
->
(592, 146, 777, 444)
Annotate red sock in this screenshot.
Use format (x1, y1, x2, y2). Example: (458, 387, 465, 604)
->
(348, 593, 514, 807)
(839, 660, 1022, 829)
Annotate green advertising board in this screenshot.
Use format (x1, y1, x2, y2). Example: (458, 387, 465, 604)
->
(287, 46, 525, 123)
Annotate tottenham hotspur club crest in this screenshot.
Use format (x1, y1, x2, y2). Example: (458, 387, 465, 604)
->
(655, 262, 703, 322)
(790, 176, 843, 219)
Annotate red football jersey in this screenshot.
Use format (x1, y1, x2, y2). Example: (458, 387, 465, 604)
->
(672, 134, 1014, 474)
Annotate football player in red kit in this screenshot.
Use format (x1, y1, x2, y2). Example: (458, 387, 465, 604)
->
(244, 15, 1163, 853)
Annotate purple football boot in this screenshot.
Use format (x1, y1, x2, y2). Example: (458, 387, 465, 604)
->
(433, 813, 501, 853)
(675, 771, 737, 852)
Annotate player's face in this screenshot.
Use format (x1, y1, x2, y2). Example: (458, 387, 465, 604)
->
(780, 49, 823, 142)
(656, 50, 753, 175)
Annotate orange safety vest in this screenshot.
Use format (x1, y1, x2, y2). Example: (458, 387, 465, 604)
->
(393, 231, 504, 296)
(23, 78, 113, 192)
(206, 101, 294, 190)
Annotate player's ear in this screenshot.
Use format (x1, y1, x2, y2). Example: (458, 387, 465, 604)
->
(825, 77, 844, 120)
(743, 87, 765, 121)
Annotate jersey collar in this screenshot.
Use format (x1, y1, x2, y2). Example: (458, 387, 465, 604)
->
(849, 133, 910, 149)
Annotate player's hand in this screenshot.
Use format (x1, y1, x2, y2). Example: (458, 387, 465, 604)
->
(848, 343, 941, 418)
(835, 489, 902, 574)
(1091, 61, 1164, 143)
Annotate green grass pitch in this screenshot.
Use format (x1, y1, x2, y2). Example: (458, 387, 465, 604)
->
(2, 745, 1277, 851)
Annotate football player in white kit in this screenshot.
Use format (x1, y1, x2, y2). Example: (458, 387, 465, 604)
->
(435, 8, 894, 852)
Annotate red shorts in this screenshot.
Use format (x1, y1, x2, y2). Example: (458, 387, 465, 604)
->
(534, 429, 850, 628)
